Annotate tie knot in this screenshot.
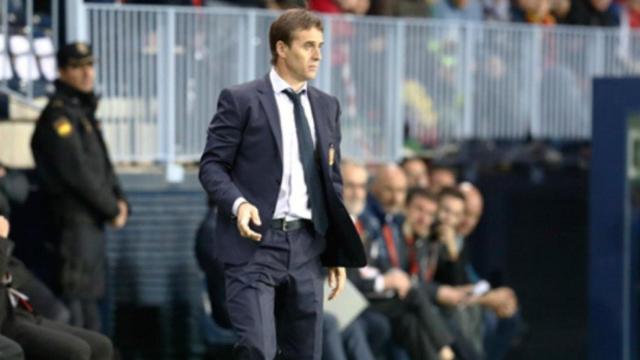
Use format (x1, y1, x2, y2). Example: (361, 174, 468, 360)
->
(283, 88, 304, 104)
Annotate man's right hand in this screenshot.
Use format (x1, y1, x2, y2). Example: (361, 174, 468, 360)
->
(383, 269, 412, 299)
(0, 216, 9, 238)
(436, 285, 468, 307)
(439, 345, 455, 360)
(237, 202, 262, 242)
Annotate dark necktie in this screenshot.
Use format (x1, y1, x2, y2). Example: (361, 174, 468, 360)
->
(283, 88, 329, 236)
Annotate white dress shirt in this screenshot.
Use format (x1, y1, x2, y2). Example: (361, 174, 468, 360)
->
(232, 68, 317, 221)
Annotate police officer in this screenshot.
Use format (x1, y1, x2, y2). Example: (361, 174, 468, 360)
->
(30, 42, 129, 331)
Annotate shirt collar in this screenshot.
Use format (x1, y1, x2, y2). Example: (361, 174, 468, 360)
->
(270, 67, 308, 95)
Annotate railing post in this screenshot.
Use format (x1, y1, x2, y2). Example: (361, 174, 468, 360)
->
(391, 19, 406, 162)
(462, 22, 476, 140)
(318, 15, 332, 93)
(530, 26, 543, 138)
(25, 0, 34, 100)
(66, 0, 88, 42)
(158, 8, 182, 182)
(238, 10, 257, 84)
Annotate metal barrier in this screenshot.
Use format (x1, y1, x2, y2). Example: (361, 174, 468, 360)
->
(82, 4, 640, 164)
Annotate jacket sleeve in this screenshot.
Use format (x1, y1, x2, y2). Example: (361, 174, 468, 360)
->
(199, 88, 246, 216)
(347, 267, 376, 294)
(35, 114, 119, 221)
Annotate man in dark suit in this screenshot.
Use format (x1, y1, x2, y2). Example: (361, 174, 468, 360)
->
(199, 9, 366, 360)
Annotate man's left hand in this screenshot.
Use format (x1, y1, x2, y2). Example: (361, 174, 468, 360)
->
(327, 267, 346, 301)
(111, 200, 128, 229)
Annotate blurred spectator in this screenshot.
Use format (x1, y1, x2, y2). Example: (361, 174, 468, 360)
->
(472, 52, 529, 138)
(432, 185, 521, 359)
(401, 188, 482, 360)
(428, 187, 485, 356)
(367, 164, 408, 220)
(0, 165, 29, 218)
(560, 0, 620, 25)
(344, 163, 455, 360)
(512, 0, 557, 23)
(620, 0, 640, 27)
(430, 164, 458, 193)
(206, 0, 306, 7)
(322, 309, 389, 360)
(400, 157, 430, 189)
(481, 0, 512, 20)
(432, 0, 484, 21)
(0, 168, 70, 324)
(369, 0, 433, 17)
(125, 0, 196, 4)
(31, 42, 129, 331)
(551, 0, 572, 19)
(0, 216, 114, 360)
(309, 0, 371, 14)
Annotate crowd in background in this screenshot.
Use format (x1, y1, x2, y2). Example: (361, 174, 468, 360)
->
(115, 0, 640, 28)
(338, 157, 522, 359)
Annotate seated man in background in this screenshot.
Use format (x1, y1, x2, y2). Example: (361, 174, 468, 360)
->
(0, 216, 113, 360)
(431, 186, 520, 360)
(347, 162, 455, 360)
(429, 164, 458, 193)
(400, 187, 480, 360)
(0, 166, 70, 324)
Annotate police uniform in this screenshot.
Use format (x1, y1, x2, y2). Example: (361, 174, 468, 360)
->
(30, 42, 127, 331)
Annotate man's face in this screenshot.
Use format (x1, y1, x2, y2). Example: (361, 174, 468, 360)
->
(376, 172, 407, 215)
(437, 195, 465, 230)
(403, 160, 429, 189)
(342, 165, 368, 217)
(459, 191, 483, 236)
(430, 169, 456, 193)
(406, 196, 438, 237)
(279, 27, 323, 82)
(59, 63, 95, 93)
(591, 0, 611, 11)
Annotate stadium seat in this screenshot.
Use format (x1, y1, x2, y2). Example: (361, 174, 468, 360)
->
(0, 34, 14, 81)
(9, 35, 40, 81)
(33, 37, 56, 82)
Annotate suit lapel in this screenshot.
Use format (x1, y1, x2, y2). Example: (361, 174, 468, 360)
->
(257, 75, 283, 159)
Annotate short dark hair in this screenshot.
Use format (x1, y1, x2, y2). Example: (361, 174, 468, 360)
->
(399, 156, 427, 168)
(438, 186, 466, 204)
(269, 9, 323, 65)
(406, 187, 438, 207)
(431, 164, 458, 179)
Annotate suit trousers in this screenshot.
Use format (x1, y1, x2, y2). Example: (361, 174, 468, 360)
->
(223, 225, 324, 360)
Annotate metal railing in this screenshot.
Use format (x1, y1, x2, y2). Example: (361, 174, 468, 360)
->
(79, 4, 640, 164)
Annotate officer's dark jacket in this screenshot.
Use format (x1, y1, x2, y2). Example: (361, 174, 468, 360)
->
(31, 80, 126, 226)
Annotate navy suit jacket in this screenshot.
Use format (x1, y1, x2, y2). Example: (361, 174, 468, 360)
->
(199, 74, 366, 267)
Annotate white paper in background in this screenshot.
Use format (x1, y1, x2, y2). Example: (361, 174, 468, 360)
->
(323, 279, 369, 331)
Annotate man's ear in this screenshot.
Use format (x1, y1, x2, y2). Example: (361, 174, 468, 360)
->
(276, 40, 288, 60)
